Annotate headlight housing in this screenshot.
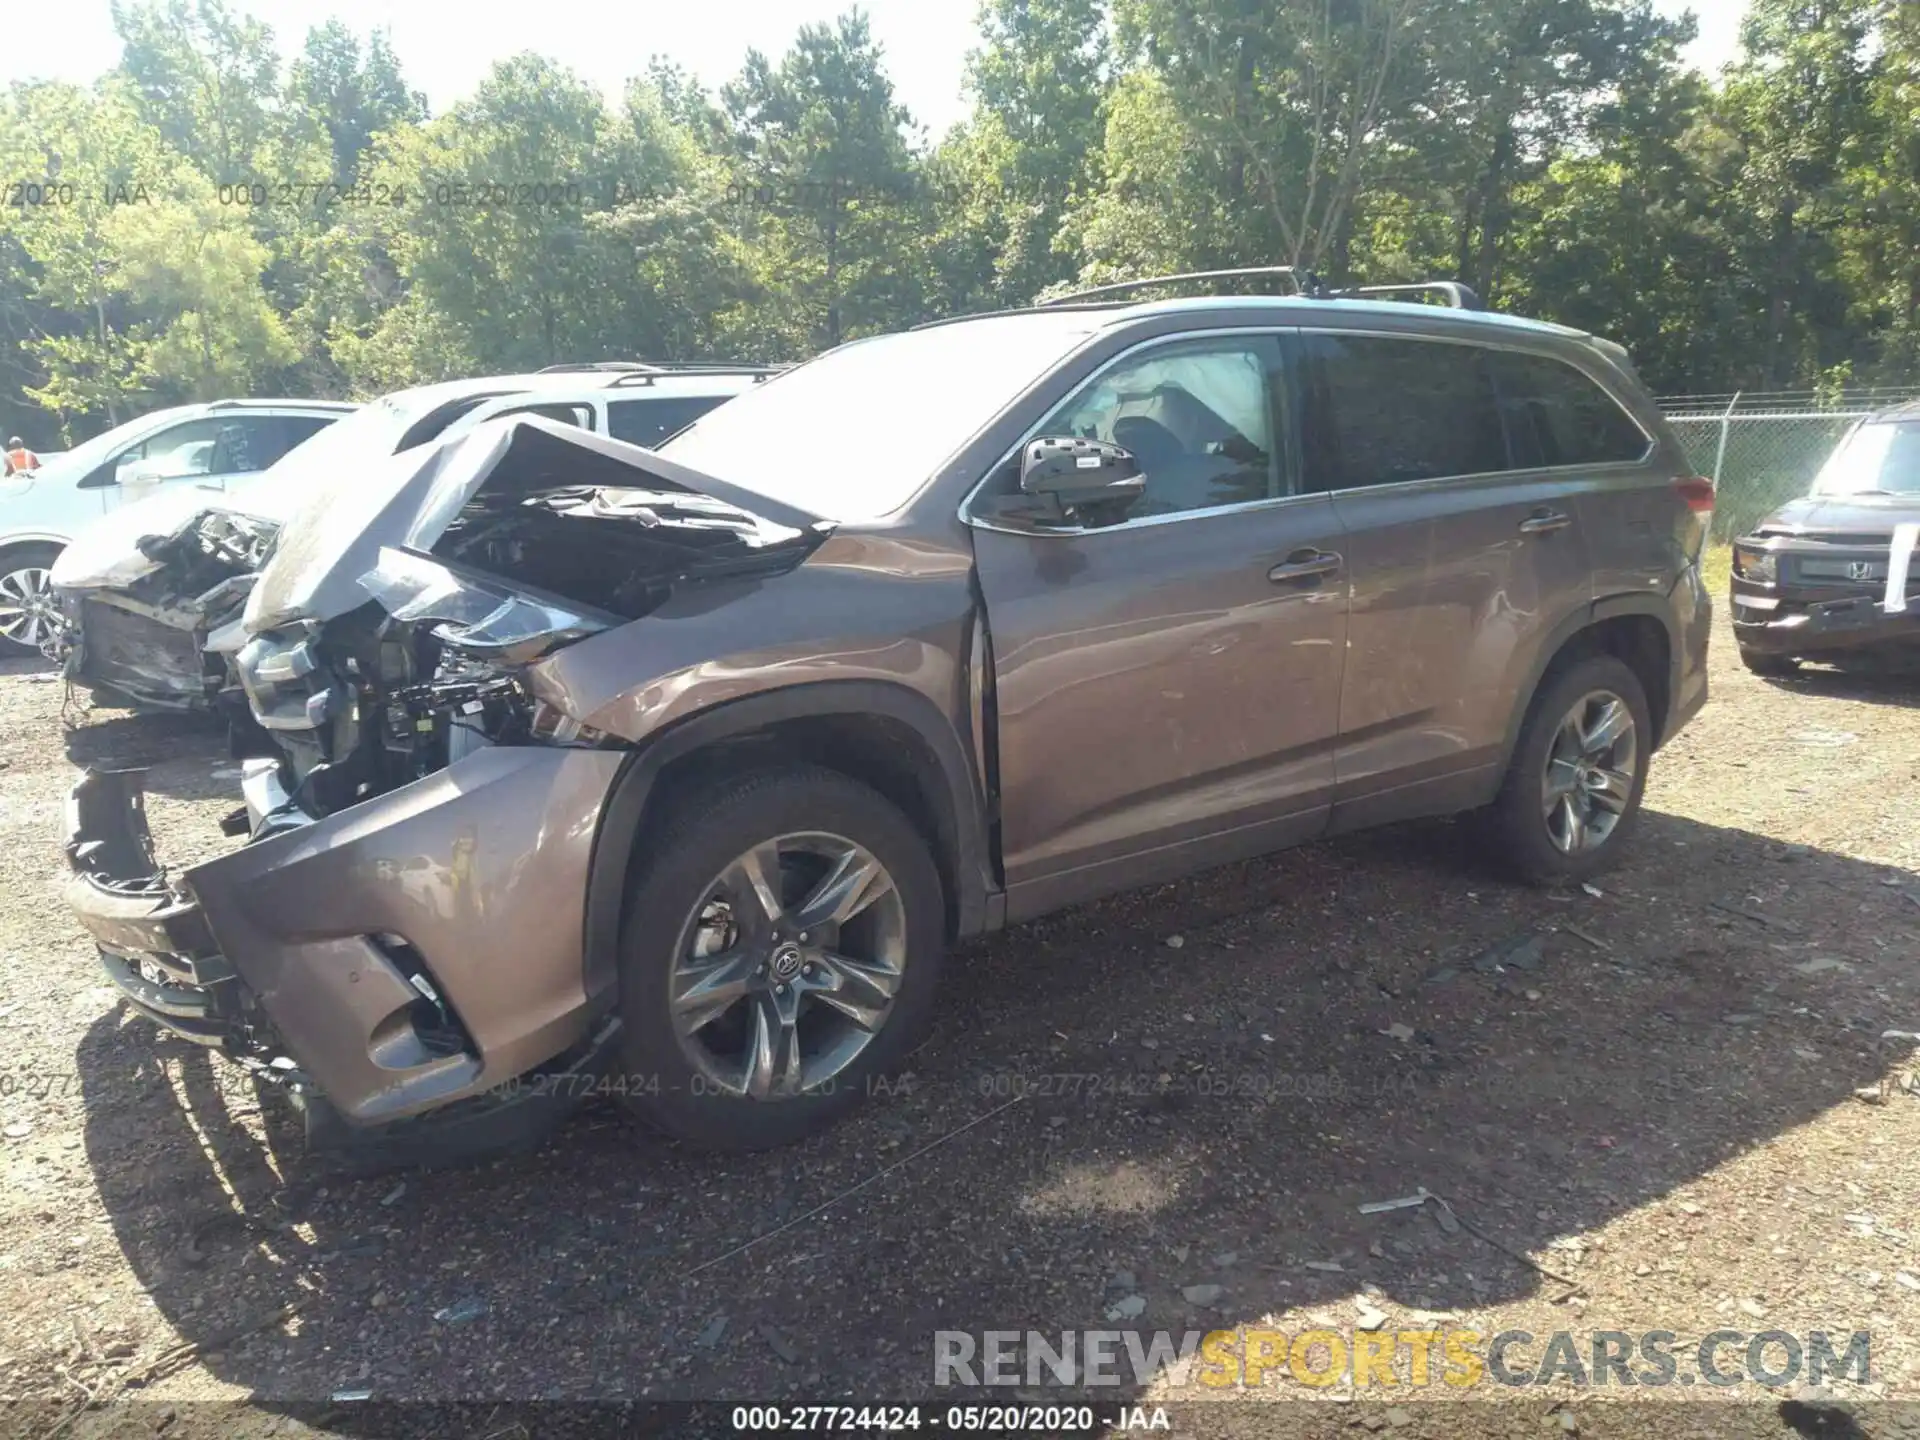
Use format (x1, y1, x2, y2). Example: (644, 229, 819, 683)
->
(358, 546, 609, 665)
(1732, 544, 1777, 584)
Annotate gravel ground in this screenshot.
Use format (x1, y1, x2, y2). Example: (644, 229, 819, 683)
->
(2, 601, 1919, 1439)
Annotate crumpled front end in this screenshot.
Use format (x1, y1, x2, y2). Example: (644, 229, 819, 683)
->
(64, 745, 628, 1150)
(63, 416, 832, 1151)
(55, 508, 277, 711)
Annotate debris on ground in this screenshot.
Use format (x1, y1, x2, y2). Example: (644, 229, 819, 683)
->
(759, 1324, 800, 1365)
(1180, 1284, 1224, 1306)
(1358, 1191, 1430, 1215)
(432, 1297, 487, 1326)
(1471, 932, 1543, 973)
(1106, 1295, 1146, 1321)
(695, 1315, 729, 1349)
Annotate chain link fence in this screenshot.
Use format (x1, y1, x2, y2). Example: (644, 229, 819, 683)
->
(1659, 390, 1920, 541)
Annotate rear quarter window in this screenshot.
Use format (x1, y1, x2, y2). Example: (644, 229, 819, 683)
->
(1490, 351, 1650, 467)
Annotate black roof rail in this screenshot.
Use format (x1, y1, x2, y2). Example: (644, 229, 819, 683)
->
(1337, 281, 1482, 311)
(1034, 267, 1485, 312)
(607, 365, 788, 388)
(536, 361, 665, 374)
(1039, 266, 1331, 307)
(537, 360, 788, 376)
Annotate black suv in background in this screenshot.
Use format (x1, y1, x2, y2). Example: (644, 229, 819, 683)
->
(1731, 402, 1920, 674)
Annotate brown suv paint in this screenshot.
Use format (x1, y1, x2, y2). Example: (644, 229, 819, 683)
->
(62, 275, 1713, 1157)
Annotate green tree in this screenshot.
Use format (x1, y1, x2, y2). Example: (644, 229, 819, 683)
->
(723, 11, 924, 348)
(287, 22, 427, 186)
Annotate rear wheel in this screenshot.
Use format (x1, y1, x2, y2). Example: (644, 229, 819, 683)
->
(1738, 646, 1800, 677)
(616, 766, 944, 1150)
(1487, 655, 1652, 885)
(0, 544, 61, 657)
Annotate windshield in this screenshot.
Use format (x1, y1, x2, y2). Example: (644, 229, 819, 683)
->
(659, 313, 1097, 520)
(1812, 420, 1920, 496)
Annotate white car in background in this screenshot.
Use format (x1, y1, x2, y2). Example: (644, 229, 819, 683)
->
(49, 363, 779, 711)
(0, 400, 355, 654)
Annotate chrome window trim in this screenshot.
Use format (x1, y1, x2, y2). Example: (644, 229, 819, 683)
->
(961, 322, 1659, 539)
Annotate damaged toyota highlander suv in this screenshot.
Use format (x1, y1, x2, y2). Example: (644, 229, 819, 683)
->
(61, 269, 1712, 1158)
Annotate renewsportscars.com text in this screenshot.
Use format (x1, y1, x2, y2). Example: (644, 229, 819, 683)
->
(933, 1327, 1872, 1390)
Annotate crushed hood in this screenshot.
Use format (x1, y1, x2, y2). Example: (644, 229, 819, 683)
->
(50, 474, 300, 592)
(246, 415, 832, 632)
(1756, 493, 1920, 540)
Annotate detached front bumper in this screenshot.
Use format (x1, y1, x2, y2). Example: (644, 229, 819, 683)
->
(64, 745, 629, 1149)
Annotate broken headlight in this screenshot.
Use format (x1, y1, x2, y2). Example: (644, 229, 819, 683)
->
(1732, 544, 1777, 585)
(358, 546, 610, 665)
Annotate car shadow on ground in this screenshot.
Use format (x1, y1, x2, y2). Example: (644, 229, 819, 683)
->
(1763, 661, 1920, 711)
(58, 706, 231, 800)
(70, 805, 1916, 1422)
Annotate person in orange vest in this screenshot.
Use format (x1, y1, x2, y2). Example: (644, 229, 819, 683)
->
(3, 437, 41, 475)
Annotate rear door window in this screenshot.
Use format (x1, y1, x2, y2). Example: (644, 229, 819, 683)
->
(1299, 334, 1509, 490)
(607, 396, 727, 448)
(1489, 351, 1649, 468)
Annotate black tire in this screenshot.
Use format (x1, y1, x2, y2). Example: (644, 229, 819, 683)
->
(0, 543, 61, 658)
(1487, 654, 1653, 886)
(1739, 646, 1800, 678)
(615, 765, 944, 1150)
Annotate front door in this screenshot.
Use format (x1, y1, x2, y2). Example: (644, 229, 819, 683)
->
(969, 332, 1350, 919)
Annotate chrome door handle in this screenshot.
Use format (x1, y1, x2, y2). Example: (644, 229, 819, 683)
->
(1268, 550, 1342, 584)
(1519, 510, 1572, 535)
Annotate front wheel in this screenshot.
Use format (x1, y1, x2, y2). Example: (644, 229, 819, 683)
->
(615, 766, 944, 1150)
(0, 544, 61, 657)
(1486, 655, 1653, 886)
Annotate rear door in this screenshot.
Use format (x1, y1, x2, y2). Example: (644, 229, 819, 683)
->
(970, 331, 1350, 918)
(1293, 329, 1595, 827)
(1486, 348, 1668, 597)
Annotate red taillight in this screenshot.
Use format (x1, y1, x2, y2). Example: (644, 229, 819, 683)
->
(1674, 475, 1715, 514)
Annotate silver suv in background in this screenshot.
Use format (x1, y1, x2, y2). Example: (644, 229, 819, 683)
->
(0, 400, 355, 654)
(48, 363, 777, 711)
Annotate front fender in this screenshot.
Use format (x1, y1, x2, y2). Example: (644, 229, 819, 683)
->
(578, 679, 995, 1004)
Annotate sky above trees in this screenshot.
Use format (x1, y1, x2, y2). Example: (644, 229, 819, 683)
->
(11, 0, 1745, 140)
(0, 0, 1907, 446)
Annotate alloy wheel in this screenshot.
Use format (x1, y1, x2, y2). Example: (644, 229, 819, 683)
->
(0, 565, 56, 651)
(669, 831, 908, 1100)
(1540, 689, 1638, 855)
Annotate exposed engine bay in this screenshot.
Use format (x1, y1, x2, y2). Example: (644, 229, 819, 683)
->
(234, 417, 828, 822)
(59, 509, 280, 711)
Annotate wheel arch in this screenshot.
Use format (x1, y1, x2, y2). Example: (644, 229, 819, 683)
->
(580, 681, 994, 1004)
(1499, 596, 1678, 776)
(0, 533, 71, 557)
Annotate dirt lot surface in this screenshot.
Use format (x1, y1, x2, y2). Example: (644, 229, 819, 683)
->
(2, 600, 1920, 1439)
